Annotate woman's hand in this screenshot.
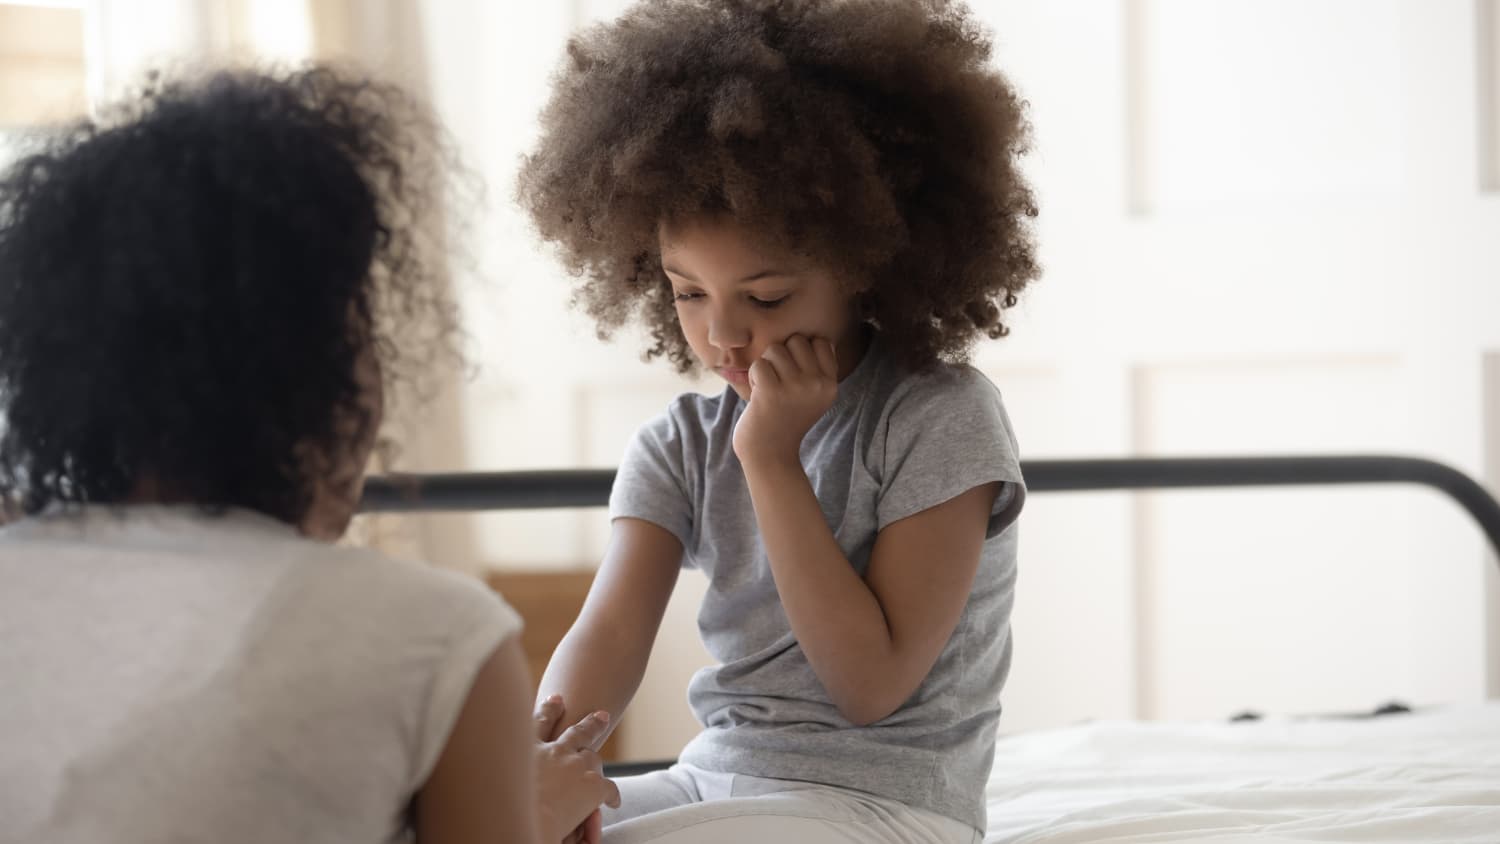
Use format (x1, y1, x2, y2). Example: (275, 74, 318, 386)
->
(534, 696, 620, 844)
(732, 334, 838, 467)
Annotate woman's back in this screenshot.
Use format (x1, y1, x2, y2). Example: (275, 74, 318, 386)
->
(0, 505, 518, 843)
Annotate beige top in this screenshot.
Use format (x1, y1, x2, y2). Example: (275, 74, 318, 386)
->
(0, 505, 520, 843)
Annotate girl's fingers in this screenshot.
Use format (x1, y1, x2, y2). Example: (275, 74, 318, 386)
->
(758, 342, 794, 375)
(813, 337, 837, 379)
(748, 356, 781, 391)
(784, 334, 819, 374)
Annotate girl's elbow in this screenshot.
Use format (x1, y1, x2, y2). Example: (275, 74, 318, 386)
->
(833, 692, 903, 727)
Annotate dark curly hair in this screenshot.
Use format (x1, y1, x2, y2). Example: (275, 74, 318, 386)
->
(0, 65, 457, 525)
(517, 0, 1038, 371)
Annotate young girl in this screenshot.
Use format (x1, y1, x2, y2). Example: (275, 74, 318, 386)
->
(0, 66, 617, 843)
(518, 1, 1036, 841)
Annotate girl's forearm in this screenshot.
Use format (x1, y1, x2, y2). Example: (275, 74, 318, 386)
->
(740, 455, 900, 725)
(536, 618, 652, 746)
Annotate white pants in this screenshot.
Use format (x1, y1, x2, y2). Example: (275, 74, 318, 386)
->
(600, 764, 982, 844)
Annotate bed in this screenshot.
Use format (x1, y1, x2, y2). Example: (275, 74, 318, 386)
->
(362, 455, 1500, 842)
(982, 701, 1500, 843)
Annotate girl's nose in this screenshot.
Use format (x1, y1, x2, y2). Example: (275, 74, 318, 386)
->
(707, 306, 749, 351)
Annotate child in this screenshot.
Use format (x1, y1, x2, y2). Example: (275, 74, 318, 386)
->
(518, 1, 1036, 841)
(0, 66, 618, 843)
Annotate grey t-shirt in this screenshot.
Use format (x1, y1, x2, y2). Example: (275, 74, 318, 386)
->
(610, 336, 1024, 831)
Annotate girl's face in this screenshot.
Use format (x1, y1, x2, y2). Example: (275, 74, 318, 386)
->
(660, 216, 868, 400)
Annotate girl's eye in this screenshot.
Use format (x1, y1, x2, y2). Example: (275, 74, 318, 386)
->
(673, 291, 703, 302)
(750, 296, 789, 309)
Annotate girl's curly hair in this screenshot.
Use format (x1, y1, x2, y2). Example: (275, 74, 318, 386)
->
(518, 0, 1038, 371)
(0, 65, 457, 524)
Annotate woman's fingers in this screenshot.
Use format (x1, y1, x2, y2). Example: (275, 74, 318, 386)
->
(534, 694, 564, 742)
(556, 710, 611, 752)
(600, 775, 622, 809)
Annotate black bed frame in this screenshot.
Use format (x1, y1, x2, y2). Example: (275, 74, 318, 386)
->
(359, 454, 1500, 776)
(363, 455, 1500, 559)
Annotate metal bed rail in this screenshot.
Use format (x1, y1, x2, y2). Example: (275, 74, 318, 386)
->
(363, 455, 1500, 562)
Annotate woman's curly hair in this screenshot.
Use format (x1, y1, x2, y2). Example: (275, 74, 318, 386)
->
(0, 65, 457, 524)
(518, 0, 1038, 371)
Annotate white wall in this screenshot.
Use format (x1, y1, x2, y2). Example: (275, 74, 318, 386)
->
(978, 0, 1499, 728)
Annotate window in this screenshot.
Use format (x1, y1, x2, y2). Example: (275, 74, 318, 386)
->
(0, 2, 86, 167)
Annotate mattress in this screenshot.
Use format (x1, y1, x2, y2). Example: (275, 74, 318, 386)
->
(984, 702, 1500, 843)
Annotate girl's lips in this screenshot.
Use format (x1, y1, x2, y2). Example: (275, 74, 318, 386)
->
(718, 367, 750, 385)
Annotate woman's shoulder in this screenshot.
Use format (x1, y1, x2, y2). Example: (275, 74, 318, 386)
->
(305, 542, 519, 634)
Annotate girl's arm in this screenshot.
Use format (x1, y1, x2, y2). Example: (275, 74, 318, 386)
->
(743, 459, 1000, 726)
(736, 335, 1007, 726)
(536, 517, 683, 746)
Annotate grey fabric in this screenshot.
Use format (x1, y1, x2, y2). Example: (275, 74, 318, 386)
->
(0, 506, 519, 843)
(610, 336, 1024, 831)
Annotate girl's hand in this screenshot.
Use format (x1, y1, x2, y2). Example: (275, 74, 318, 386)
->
(534, 696, 620, 844)
(732, 335, 838, 467)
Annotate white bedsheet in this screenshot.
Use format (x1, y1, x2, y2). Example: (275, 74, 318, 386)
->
(984, 703, 1500, 843)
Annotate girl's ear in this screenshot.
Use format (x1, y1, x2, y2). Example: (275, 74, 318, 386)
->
(838, 270, 874, 295)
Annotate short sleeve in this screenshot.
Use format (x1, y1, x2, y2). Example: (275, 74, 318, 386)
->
(608, 407, 695, 548)
(410, 573, 523, 788)
(875, 367, 1025, 538)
